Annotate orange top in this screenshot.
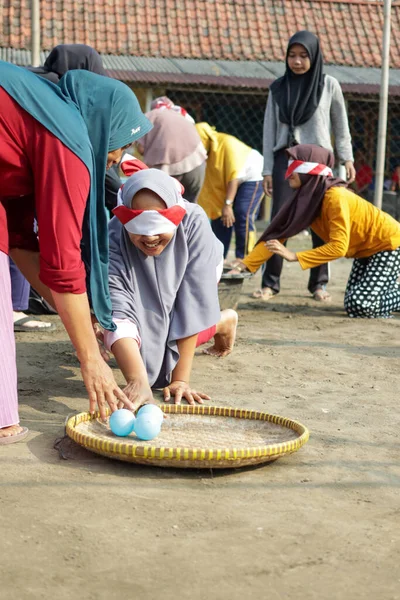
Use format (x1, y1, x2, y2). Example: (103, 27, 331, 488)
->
(243, 186, 400, 273)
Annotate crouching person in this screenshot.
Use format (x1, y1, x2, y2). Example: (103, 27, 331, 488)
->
(231, 144, 400, 319)
(104, 161, 238, 409)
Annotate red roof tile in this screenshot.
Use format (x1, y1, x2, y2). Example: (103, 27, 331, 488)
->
(1, 0, 400, 68)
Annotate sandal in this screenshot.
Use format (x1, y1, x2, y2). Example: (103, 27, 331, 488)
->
(14, 316, 56, 332)
(251, 287, 275, 300)
(312, 288, 331, 302)
(0, 427, 29, 445)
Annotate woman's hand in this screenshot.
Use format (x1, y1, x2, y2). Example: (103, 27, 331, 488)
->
(163, 381, 211, 405)
(345, 161, 356, 184)
(263, 175, 273, 196)
(265, 240, 298, 262)
(80, 357, 137, 420)
(120, 378, 155, 412)
(221, 205, 235, 228)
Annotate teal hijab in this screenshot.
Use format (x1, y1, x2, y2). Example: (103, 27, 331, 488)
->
(0, 60, 152, 329)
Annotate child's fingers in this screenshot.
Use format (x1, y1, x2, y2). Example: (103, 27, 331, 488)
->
(196, 391, 211, 401)
(163, 387, 171, 402)
(193, 394, 204, 404)
(174, 389, 183, 405)
(183, 391, 195, 405)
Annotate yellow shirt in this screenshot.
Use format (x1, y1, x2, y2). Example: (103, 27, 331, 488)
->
(195, 123, 252, 220)
(243, 186, 400, 273)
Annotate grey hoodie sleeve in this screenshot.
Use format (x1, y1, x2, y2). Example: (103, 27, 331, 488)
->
(329, 77, 354, 163)
(262, 94, 277, 176)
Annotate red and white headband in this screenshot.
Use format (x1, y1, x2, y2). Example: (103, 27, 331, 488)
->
(285, 159, 333, 180)
(112, 154, 186, 236)
(151, 97, 189, 119)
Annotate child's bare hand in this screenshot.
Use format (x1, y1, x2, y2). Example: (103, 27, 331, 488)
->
(119, 378, 155, 412)
(163, 381, 211, 405)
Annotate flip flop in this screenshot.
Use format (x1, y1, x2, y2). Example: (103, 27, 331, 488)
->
(0, 427, 29, 445)
(251, 288, 275, 300)
(312, 288, 331, 302)
(13, 316, 56, 333)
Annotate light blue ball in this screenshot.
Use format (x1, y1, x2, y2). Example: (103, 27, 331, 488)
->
(137, 404, 164, 425)
(109, 409, 136, 437)
(134, 415, 161, 441)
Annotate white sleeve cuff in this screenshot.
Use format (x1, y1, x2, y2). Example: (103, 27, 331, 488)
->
(216, 258, 224, 283)
(104, 318, 141, 351)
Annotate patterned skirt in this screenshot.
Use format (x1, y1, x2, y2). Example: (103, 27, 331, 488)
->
(344, 247, 400, 318)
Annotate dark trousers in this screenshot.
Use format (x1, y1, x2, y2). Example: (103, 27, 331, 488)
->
(211, 180, 264, 259)
(175, 161, 206, 204)
(261, 149, 329, 294)
(9, 258, 30, 311)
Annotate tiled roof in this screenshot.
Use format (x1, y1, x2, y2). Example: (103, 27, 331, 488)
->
(1, 0, 400, 69)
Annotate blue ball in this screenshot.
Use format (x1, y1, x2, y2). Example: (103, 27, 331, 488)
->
(109, 409, 136, 437)
(134, 415, 161, 441)
(137, 404, 164, 425)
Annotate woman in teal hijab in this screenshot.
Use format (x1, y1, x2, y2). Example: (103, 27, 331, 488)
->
(0, 61, 152, 442)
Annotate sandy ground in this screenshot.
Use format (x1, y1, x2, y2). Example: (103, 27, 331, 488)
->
(1, 233, 400, 600)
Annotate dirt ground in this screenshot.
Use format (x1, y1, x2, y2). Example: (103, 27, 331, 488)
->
(1, 233, 399, 600)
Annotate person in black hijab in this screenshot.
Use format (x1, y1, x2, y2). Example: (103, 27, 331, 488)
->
(254, 31, 355, 303)
(269, 31, 325, 148)
(26, 44, 107, 82)
(26, 43, 120, 213)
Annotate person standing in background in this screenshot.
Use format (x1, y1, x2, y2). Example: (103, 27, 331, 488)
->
(256, 30, 355, 302)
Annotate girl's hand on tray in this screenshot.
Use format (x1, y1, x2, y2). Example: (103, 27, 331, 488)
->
(163, 381, 211, 405)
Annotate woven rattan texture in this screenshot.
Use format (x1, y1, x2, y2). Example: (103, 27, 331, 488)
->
(66, 405, 309, 469)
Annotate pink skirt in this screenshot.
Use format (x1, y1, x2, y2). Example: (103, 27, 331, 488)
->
(0, 250, 19, 428)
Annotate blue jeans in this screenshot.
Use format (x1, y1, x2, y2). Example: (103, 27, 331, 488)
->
(211, 181, 264, 259)
(9, 258, 30, 311)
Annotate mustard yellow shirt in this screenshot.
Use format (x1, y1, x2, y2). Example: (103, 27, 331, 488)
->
(243, 186, 400, 272)
(196, 123, 252, 220)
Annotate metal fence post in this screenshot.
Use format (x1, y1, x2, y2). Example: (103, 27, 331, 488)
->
(374, 0, 392, 209)
(31, 0, 41, 67)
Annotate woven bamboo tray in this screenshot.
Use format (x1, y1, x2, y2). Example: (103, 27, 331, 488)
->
(65, 404, 309, 469)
